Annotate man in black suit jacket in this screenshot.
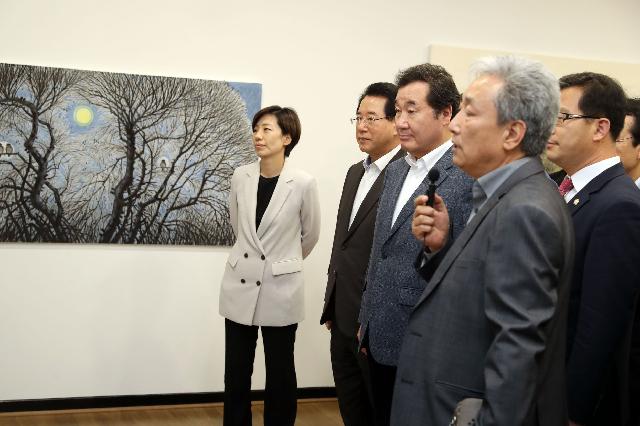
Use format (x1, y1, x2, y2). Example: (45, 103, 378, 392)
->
(546, 72, 640, 426)
(320, 82, 403, 426)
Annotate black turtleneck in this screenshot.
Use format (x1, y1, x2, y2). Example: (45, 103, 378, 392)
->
(256, 175, 279, 229)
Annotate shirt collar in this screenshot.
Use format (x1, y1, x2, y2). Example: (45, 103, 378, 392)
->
(476, 156, 532, 202)
(569, 156, 620, 194)
(364, 144, 401, 172)
(404, 140, 453, 170)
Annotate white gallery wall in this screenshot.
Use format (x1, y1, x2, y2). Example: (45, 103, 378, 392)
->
(1, 0, 639, 400)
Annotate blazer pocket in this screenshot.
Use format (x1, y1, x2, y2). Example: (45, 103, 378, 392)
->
(227, 245, 243, 268)
(272, 258, 303, 276)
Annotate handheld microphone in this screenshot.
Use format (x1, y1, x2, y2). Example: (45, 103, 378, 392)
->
(426, 168, 440, 207)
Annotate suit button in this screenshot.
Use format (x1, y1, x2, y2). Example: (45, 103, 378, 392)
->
(256, 281, 261, 286)
(244, 253, 248, 258)
(261, 255, 265, 260)
(241, 279, 246, 284)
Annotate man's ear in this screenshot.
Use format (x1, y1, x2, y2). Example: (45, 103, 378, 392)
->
(592, 118, 611, 142)
(438, 105, 453, 125)
(283, 134, 292, 146)
(503, 120, 527, 152)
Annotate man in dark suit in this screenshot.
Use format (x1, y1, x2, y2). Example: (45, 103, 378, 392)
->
(616, 97, 640, 426)
(546, 72, 640, 426)
(320, 82, 403, 426)
(393, 56, 575, 425)
(358, 64, 473, 425)
(616, 98, 640, 188)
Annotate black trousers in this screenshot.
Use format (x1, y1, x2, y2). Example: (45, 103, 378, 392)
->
(367, 346, 397, 426)
(330, 326, 374, 426)
(224, 319, 298, 426)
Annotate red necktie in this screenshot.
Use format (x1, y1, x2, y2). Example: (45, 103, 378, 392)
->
(558, 176, 574, 197)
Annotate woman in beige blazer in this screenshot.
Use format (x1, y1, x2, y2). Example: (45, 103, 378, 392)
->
(219, 106, 320, 426)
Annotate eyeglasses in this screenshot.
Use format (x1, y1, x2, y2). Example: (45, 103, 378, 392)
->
(350, 116, 389, 126)
(615, 136, 634, 143)
(556, 112, 601, 125)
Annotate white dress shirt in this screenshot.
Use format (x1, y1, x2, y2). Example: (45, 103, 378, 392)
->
(349, 145, 401, 228)
(391, 140, 452, 226)
(635, 177, 640, 189)
(564, 156, 620, 202)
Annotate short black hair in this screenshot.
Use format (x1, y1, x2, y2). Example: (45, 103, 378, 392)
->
(395, 63, 461, 117)
(559, 72, 627, 140)
(626, 98, 640, 147)
(252, 105, 301, 157)
(357, 82, 398, 120)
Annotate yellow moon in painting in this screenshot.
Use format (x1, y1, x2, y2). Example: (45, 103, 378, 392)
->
(73, 106, 94, 126)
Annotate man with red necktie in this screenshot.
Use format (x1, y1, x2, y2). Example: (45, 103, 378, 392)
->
(546, 72, 640, 426)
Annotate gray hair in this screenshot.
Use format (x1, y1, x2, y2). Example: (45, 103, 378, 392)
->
(470, 56, 559, 156)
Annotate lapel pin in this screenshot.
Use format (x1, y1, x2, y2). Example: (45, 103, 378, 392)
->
(573, 198, 580, 205)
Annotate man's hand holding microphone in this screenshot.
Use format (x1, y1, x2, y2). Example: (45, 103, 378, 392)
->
(411, 168, 450, 252)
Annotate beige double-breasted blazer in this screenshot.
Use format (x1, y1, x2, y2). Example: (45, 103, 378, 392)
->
(219, 160, 320, 326)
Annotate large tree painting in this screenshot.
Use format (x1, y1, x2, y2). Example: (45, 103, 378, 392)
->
(0, 63, 259, 245)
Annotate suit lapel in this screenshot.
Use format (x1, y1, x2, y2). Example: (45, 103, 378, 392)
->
(243, 162, 266, 251)
(567, 192, 592, 216)
(378, 161, 410, 243)
(346, 149, 405, 241)
(567, 163, 625, 216)
(386, 148, 454, 243)
(415, 158, 545, 307)
(336, 164, 365, 241)
(343, 170, 379, 240)
(257, 160, 293, 239)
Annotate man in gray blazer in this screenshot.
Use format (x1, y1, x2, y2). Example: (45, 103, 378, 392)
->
(320, 82, 403, 426)
(358, 64, 473, 426)
(393, 56, 575, 426)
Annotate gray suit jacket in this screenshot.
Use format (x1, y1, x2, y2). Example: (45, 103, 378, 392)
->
(358, 147, 473, 365)
(391, 158, 575, 426)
